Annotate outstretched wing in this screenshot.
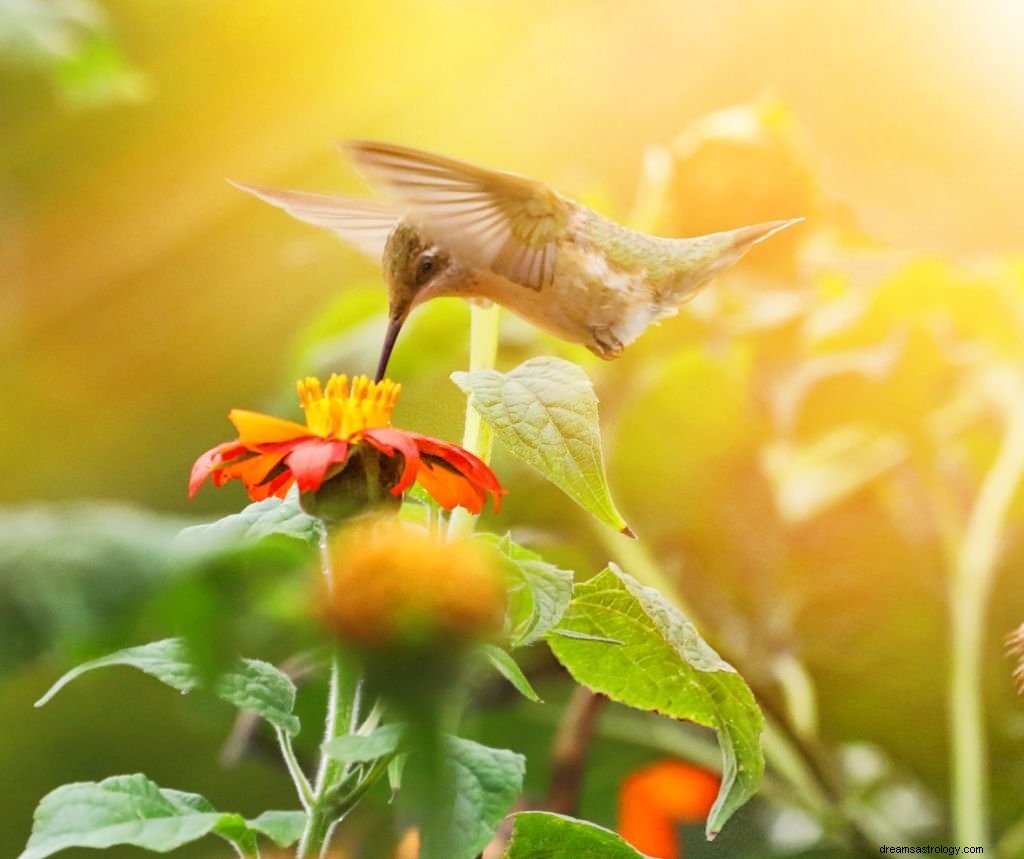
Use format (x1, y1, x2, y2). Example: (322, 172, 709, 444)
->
(344, 141, 572, 291)
(230, 181, 401, 261)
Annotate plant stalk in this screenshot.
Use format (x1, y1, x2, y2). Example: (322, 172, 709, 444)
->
(448, 301, 501, 540)
(947, 371, 1024, 850)
(296, 533, 363, 858)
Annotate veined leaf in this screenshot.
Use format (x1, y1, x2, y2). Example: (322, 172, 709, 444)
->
(35, 638, 300, 735)
(547, 566, 763, 837)
(477, 532, 573, 647)
(174, 494, 321, 557)
(19, 774, 305, 859)
(504, 812, 646, 858)
(413, 736, 525, 859)
(452, 357, 632, 536)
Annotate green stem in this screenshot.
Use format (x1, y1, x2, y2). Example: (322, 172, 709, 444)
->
(276, 727, 314, 811)
(948, 372, 1024, 850)
(229, 841, 256, 859)
(447, 301, 501, 540)
(296, 535, 363, 859)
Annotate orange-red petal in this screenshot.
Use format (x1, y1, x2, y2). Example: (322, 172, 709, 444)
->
(407, 433, 505, 513)
(415, 456, 488, 514)
(220, 449, 289, 491)
(189, 441, 250, 497)
(284, 438, 350, 491)
(359, 428, 422, 496)
(229, 409, 313, 446)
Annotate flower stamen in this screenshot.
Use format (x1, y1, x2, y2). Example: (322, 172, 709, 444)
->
(298, 374, 401, 438)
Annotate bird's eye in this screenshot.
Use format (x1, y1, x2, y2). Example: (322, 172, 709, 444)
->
(414, 253, 438, 286)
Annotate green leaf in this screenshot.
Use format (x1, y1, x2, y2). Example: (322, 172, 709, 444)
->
(480, 644, 542, 702)
(477, 532, 573, 647)
(452, 357, 632, 535)
(18, 774, 305, 858)
(323, 723, 405, 764)
(174, 495, 321, 557)
(246, 810, 308, 847)
(546, 566, 763, 837)
(504, 812, 646, 858)
(35, 638, 300, 735)
(388, 753, 407, 797)
(417, 737, 526, 859)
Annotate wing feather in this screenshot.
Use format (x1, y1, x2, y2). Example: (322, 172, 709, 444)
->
(230, 181, 400, 261)
(344, 141, 571, 290)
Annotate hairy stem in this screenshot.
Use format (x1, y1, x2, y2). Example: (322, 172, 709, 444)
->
(296, 535, 363, 859)
(277, 727, 313, 812)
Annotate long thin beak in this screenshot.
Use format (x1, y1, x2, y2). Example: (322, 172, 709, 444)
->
(374, 313, 406, 382)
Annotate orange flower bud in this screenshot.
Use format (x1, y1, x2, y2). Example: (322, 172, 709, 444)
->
(322, 520, 506, 650)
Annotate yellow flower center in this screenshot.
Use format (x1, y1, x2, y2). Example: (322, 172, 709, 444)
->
(297, 374, 401, 438)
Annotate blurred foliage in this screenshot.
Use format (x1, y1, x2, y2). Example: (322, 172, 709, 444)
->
(0, 502, 189, 670)
(0, 0, 146, 107)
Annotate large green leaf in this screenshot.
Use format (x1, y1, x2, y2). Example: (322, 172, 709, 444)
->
(19, 774, 305, 858)
(477, 532, 574, 647)
(503, 812, 646, 858)
(452, 357, 632, 535)
(416, 736, 526, 859)
(547, 566, 763, 837)
(35, 638, 300, 735)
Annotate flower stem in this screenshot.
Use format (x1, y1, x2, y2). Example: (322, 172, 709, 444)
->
(948, 371, 1024, 850)
(448, 302, 501, 540)
(296, 534, 363, 859)
(276, 727, 313, 811)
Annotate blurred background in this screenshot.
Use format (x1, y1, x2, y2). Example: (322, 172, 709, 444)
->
(3, 1, 1024, 856)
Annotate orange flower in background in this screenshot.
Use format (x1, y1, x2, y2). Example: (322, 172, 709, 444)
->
(189, 375, 504, 514)
(618, 760, 720, 859)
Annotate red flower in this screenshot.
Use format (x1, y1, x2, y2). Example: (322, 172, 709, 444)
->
(190, 375, 504, 515)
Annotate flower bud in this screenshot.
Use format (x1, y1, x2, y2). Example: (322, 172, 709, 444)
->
(299, 445, 404, 524)
(323, 520, 506, 650)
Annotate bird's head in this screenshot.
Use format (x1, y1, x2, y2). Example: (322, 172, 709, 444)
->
(375, 222, 455, 381)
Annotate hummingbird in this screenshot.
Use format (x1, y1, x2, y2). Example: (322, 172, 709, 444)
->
(233, 141, 801, 381)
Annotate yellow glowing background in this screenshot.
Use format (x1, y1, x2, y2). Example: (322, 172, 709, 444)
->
(4, 0, 1024, 508)
(4, 1, 1024, 855)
